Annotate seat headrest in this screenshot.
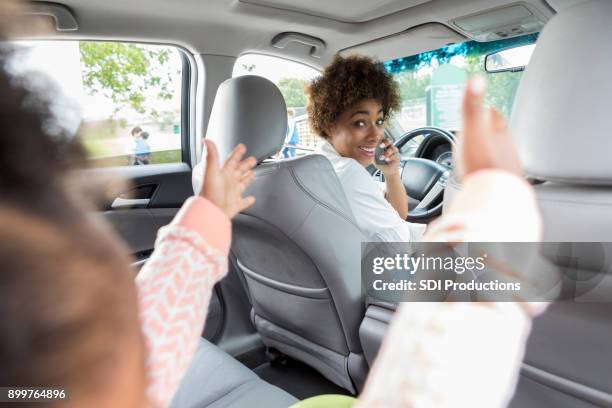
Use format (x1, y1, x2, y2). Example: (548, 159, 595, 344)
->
(206, 75, 287, 163)
(510, 0, 612, 185)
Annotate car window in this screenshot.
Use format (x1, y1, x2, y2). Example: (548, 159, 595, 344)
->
(233, 54, 320, 159)
(13, 41, 185, 167)
(386, 33, 538, 157)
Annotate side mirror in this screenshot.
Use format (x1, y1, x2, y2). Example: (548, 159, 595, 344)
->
(485, 44, 536, 73)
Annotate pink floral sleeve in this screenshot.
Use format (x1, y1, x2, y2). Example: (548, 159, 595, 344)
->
(356, 170, 548, 408)
(135, 196, 231, 408)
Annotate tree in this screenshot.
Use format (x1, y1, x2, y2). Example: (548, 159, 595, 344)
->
(79, 42, 176, 116)
(386, 35, 536, 121)
(394, 71, 429, 104)
(277, 77, 308, 108)
(462, 53, 523, 119)
(392, 50, 524, 120)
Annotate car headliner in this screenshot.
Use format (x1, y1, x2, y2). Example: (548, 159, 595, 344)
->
(35, 0, 567, 69)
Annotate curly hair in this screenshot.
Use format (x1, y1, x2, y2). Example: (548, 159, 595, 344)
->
(306, 54, 401, 138)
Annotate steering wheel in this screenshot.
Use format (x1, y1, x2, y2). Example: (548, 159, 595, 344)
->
(392, 127, 455, 222)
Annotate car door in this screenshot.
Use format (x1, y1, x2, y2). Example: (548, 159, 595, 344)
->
(21, 39, 227, 341)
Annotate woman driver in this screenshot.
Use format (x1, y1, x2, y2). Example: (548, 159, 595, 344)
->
(307, 54, 426, 242)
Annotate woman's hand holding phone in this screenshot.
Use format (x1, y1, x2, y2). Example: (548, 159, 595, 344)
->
(375, 137, 401, 178)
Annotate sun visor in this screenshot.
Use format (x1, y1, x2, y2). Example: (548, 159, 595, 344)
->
(339, 23, 466, 62)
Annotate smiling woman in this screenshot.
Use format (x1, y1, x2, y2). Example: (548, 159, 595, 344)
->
(306, 54, 400, 140)
(322, 99, 386, 167)
(309, 54, 426, 242)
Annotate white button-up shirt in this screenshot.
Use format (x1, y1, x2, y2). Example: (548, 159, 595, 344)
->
(315, 140, 426, 242)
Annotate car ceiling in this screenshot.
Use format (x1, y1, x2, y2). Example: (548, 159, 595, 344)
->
(48, 0, 558, 68)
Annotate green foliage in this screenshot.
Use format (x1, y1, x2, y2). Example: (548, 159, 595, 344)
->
(278, 77, 308, 108)
(393, 52, 524, 120)
(387, 34, 536, 122)
(394, 71, 429, 104)
(483, 71, 522, 119)
(385, 34, 538, 75)
(79, 42, 175, 115)
(460, 53, 523, 118)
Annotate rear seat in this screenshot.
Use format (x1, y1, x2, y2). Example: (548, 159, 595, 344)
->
(170, 339, 298, 408)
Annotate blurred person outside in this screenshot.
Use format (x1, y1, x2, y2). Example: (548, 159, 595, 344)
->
(282, 108, 299, 158)
(131, 126, 151, 165)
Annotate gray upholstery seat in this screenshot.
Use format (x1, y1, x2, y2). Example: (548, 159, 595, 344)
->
(193, 75, 368, 393)
(170, 339, 297, 408)
(443, 2, 612, 406)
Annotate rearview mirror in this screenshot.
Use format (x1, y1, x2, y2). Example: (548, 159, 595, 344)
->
(485, 43, 536, 73)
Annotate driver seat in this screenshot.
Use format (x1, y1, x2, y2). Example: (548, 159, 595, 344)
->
(193, 75, 369, 393)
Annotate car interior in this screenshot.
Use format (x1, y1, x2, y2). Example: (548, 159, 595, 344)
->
(15, 0, 612, 407)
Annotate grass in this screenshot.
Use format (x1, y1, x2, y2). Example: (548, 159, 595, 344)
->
(87, 149, 182, 167)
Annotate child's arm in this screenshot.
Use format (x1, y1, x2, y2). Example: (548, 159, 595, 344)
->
(136, 196, 231, 408)
(355, 170, 544, 408)
(356, 78, 544, 408)
(135, 141, 256, 408)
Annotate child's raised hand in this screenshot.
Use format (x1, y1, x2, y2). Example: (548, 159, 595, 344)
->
(455, 76, 522, 179)
(200, 140, 257, 219)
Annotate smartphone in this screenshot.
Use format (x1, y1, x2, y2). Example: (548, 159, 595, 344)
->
(375, 137, 395, 165)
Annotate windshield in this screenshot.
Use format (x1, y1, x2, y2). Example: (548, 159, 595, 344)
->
(386, 33, 537, 138)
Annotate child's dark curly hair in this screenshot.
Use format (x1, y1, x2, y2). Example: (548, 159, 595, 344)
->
(0, 29, 139, 402)
(306, 54, 401, 138)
